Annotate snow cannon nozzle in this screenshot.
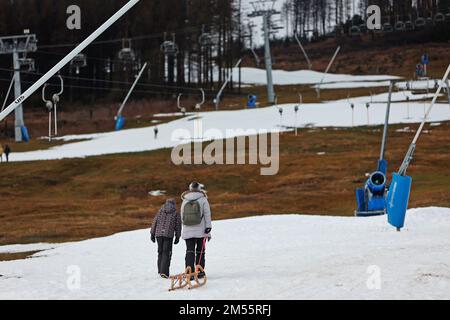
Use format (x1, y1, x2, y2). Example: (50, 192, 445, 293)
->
(366, 171, 387, 194)
(355, 169, 388, 217)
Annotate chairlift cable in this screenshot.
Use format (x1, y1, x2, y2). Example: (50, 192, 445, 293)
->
(37, 24, 214, 49)
(0, 66, 237, 94)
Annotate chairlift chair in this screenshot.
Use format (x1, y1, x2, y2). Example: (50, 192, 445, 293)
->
(405, 21, 415, 31)
(199, 33, 214, 48)
(104, 57, 112, 74)
(434, 13, 445, 24)
(118, 47, 136, 61)
(445, 13, 450, 23)
(395, 21, 406, 31)
(359, 24, 367, 33)
(160, 33, 179, 56)
(415, 17, 426, 29)
(19, 58, 36, 72)
(177, 93, 187, 115)
(118, 39, 136, 62)
(70, 53, 87, 75)
(382, 22, 394, 33)
(426, 17, 434, 27)
(349, 25, 361, 37)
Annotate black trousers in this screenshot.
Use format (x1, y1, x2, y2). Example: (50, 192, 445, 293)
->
(185, 238, 206, 272)
(156, 237, 173, 276)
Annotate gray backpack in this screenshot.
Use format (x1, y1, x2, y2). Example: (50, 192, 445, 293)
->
(182, 200, 203, 226)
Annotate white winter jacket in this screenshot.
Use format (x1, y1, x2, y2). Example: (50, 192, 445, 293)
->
(180, 191, 212, 240)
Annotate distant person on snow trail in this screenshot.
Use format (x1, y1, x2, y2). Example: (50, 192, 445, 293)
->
(150, 199, 182, 278)
(3, 145, 10, 163)
(181, 182, 212, 279)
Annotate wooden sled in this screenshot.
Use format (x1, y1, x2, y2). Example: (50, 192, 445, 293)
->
(169, 265, 207, 291)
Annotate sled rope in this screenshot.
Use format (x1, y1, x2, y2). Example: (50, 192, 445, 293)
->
(197, 236, 207, 266)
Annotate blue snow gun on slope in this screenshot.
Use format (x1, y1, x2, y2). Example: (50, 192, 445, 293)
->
(387, 65, 450, 231)
(355, 81, 395, 217)
(115, 62, 147, 131)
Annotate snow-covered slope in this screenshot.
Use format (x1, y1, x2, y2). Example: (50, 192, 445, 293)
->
(1, 207, 450, 300)
(9, 91, 449, 162)
(230, 67, 400, 86)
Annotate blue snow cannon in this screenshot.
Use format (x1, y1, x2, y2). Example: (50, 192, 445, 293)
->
(355, 81, 395, 217)
(387, 173, 412, 230)
(356, 160, 388, 216)
(20, 125, 30, 142)
(247, 95, 257, 108)
(115, 115, 125, 131)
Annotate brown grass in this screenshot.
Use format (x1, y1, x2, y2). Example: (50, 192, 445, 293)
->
(1, 39, 449, 249)
(1, 121, 449, 246)
(0, 251, 40, 262)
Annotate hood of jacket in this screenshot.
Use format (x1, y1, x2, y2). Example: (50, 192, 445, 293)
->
(181, 191, 207, 201)
(161, 199, 177, 214)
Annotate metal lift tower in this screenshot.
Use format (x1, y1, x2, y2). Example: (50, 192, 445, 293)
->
(249, 0, 279, 104)
(0, 33, 38, 142)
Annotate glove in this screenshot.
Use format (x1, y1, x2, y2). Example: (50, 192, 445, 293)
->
(205, 228, 212, 234)
(174, 237, 180, 245)
(151, 234, 156, 243)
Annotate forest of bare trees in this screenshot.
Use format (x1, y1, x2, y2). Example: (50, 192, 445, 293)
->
(0, 0, 241, 106)
(284, 0, 450, 38)
(1, 0, 450, 107)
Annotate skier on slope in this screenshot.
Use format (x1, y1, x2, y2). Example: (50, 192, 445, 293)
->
(150, 199, 182, 278)
(180, 182, 212, 279)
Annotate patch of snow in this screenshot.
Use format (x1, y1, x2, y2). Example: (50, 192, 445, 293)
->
(148, 190, 166, 197)
(396, 127, 414, 133)
(315, 81, 392, 90)
(153, 112, 194, 118)
(0, 243, 63, 254)
(8, 95, 450, 162)
(231, 67, 400, 86)
(1, 207, 450, 299)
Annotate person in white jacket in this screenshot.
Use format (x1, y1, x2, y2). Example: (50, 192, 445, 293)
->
(180, 182, 212, 278)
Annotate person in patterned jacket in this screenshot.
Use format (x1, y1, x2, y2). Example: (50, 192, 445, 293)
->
(150, 199, 182, 278)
